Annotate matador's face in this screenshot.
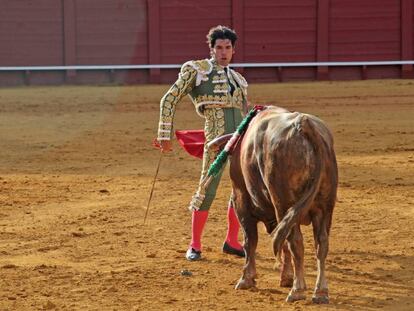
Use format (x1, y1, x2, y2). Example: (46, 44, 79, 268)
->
(211, 39, 235, 67)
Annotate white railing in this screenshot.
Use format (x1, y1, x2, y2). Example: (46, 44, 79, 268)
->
(0, 60, 413, 71)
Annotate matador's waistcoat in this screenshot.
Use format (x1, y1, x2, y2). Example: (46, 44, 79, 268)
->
(157, 58, 248, 140)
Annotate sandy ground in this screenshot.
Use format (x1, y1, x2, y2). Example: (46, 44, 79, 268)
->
(0, 80, 413, 310)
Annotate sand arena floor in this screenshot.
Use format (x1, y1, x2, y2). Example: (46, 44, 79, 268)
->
(0, 80, 413, 310)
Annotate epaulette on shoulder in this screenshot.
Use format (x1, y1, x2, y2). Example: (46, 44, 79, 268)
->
(181, 59, 212, 86)
(232, 70, 248, 88)
(182, 59, 213, 75)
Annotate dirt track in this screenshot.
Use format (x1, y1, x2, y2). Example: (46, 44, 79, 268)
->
(0, 80, 413, 310)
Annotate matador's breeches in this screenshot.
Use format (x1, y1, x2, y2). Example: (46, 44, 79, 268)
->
(189, 107, 243, 211)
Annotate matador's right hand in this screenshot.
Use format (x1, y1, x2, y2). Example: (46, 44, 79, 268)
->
(153, 139, 173, 153)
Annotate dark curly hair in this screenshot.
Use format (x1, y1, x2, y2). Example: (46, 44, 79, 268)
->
(206, 25, 238, 48)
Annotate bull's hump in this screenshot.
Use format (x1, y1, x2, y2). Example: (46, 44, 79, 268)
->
(243, 111, 302, 151)
(246, 111, 299, 136)
(260, 111, 302, 131)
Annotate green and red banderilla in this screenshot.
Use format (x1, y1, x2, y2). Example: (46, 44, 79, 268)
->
(200, 105, 266, 190)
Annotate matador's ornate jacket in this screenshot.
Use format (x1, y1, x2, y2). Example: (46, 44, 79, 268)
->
(157, 57, 248, 211)
(157, 58, 248, 140)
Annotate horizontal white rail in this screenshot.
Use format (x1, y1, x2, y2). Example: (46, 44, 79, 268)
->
(233, 60, 414, 67)
(0, 61, 413, 71)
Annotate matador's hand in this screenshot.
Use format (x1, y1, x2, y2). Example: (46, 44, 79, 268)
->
(153, 139, 173, 153)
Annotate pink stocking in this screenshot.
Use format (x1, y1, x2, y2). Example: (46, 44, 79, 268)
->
(190, 210, 209, 251)
(225, 206, 243, 250)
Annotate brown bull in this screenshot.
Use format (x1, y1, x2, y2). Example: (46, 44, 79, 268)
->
(222, 106, 338, 303)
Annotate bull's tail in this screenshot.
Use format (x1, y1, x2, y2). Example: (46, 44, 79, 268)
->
(271, 115, 325, 261)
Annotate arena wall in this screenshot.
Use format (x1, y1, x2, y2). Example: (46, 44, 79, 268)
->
(0, 0, 413, 85)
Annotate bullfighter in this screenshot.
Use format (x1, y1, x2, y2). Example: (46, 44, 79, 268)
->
(155, 25, 248, 261)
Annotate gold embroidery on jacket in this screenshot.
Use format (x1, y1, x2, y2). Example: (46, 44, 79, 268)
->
(157, 65, 197, 140)
(157, 59, 248, 140)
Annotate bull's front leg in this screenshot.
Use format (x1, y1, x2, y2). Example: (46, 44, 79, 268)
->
(235, 215, 258, 290)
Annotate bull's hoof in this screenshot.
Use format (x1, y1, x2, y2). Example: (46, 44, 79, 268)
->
(312, 289, 329, 304)
(235, 278, 256, 290)
(279, 277, 293, 288)
(286, 289, 306, 302)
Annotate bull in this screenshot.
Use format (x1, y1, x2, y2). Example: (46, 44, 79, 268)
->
(212, 106, 338, 303)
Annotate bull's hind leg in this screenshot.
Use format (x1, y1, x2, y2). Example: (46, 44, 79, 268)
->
(311, 211, 330, 304)
(235, 213, 258, 290)
(285, 225, 307, 302)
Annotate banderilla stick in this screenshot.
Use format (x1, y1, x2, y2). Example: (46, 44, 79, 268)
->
(143, 152, 163, 225)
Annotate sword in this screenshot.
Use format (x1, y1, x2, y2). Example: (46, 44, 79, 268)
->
(143, 150, 163, 225)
